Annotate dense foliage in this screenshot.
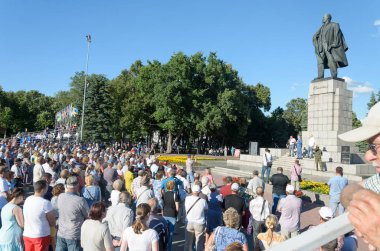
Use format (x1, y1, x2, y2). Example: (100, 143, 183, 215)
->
(0, 51, 369, 152)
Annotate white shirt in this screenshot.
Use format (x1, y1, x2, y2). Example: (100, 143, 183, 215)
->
(150, 164, 159, 174)
(110, 190, 121, 206)
(136, 186, 154, 206)
(33, 164, 45, 183)
(262, 152, 272, 166)
(308, 137, 315, 147)
(11, 164, 22, 178)
(186, 159, 194, 172)
(23, 195, 54, 238)
(185, 195, 208, 225)
(249, 196, 270, 221)
(122, 227, 159, 251)
(105, 203, 133, 238)
(177, 175, 190, 191)
(247, 176, 264, 195)
(0, 177, 10, 193)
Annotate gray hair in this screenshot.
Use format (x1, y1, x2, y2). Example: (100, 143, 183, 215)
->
(119, 191, 131, 205)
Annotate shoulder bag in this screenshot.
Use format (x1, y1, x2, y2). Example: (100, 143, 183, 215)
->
(258, 200, 267, 233)
(293, 166, 302, 182)
(186, 197, 201, 215)
(208, 226, 221, 251)
(265, 154, 272, 167)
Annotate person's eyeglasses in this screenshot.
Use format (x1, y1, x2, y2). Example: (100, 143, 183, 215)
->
(368, 143, 380, 155)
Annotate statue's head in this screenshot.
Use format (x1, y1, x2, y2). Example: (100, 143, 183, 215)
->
(323, 13, 332, 23)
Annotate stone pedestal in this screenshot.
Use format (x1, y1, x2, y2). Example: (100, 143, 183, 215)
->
(302, 78, 356, 162)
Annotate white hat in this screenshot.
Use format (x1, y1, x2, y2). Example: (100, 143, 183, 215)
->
(319, 206, 333, 220)
(339, 102, 380, 142)
(231, 183, 239, 191)
(192, 184, 201, 193)
(286, 184, 295, 193)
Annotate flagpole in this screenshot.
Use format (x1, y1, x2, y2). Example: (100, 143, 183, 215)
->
(80, 34, 91, 142)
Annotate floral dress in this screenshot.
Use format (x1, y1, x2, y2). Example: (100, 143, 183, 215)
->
(214, 226, 247, 251)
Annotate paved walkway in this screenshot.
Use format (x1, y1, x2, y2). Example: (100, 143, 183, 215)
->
(173, 171, 368, 251)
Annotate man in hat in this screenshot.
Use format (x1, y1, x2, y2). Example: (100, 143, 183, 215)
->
(339, 102, 380, 249)
(56, 176, 89, 251)
(278, 184, 302, 239)
(184, 184, 208, 251)
(310, 207, 343, 251)
(222, 183, 245, 218)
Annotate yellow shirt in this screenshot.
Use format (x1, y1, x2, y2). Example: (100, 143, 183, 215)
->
(124, 171, 134, 195)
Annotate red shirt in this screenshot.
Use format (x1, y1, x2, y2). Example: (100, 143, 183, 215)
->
(220, 184, 232, 198)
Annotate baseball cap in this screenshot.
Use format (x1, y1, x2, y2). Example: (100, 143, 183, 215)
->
(319, 206, 333, 221)
(192, 184, 201, 193)
(231, 183, 239, 191)
(286, 184, 295, 193)
(339, 102, 380, 142)
(66, 176, 79, 188)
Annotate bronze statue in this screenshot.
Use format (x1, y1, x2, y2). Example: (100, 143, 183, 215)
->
(313, 14, 348, 79)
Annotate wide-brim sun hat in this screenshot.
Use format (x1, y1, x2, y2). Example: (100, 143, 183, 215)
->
(339, 102, 380, 142)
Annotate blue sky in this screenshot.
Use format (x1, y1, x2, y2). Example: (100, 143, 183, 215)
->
(0, 1, 379, 119)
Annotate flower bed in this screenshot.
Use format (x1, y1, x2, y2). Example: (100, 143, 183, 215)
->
(300, 180, 330, 195)
(157, 155, 216, 164)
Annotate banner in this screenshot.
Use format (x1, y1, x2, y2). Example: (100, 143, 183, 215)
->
(55, 104, 78, 129)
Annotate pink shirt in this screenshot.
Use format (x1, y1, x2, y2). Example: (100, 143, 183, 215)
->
(278, 195, 302, 232)
(290, 164, 302, 181)
(205, 174, 214, 185)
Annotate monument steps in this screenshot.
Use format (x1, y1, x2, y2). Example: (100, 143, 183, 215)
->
(219, 152, 374, 182)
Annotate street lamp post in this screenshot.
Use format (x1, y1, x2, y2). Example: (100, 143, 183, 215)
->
(80, 34, 91, 142)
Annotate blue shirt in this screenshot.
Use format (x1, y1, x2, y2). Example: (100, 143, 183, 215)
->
(161, 177, 183, 192)
(328, 176, 348, 202)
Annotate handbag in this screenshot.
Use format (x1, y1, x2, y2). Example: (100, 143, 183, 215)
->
(208, 226, 221, 251)
(293, 165, 302, 182)
(258, 200, 267, 233)
(264, 154, 272, 167)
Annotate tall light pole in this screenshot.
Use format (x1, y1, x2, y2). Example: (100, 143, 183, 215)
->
(80, 34, 91, 142)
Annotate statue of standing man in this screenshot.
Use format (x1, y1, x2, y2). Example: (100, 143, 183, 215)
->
(313, 13, 348, 79)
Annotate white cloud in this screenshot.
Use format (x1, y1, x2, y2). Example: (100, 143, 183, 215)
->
(290, 82, 307, 91)
(372, 19, 380, 37)
(343, 76, 374, 95)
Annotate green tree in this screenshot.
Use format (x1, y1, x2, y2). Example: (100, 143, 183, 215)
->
(352, 112, 362, 129)
(81, 74, 113, 142)
(36, 111, 54, 130)
(283, 98, 308, 133)
(0, 106, 13, 138)
(352, 111, 366, 153)
(367, 92, 377, 111)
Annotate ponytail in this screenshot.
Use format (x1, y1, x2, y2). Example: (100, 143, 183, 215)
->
(265, 214, 278, 246)
(132, 203, 151, 234)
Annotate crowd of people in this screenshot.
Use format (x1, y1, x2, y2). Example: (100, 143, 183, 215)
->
(0, 102, 380, 251)
(0, 137, 357, 251)
(0, 140, 268, 251)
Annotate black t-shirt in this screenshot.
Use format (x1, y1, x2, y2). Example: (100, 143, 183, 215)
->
(163, 191, 179, 218)
(222, 194, 245, 215)
(270, 173, 290, 195)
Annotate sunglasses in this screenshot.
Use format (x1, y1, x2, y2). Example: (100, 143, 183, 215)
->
(368, 143, 380, 155)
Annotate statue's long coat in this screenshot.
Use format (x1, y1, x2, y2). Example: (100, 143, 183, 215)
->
(313, 22, 348, 69)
